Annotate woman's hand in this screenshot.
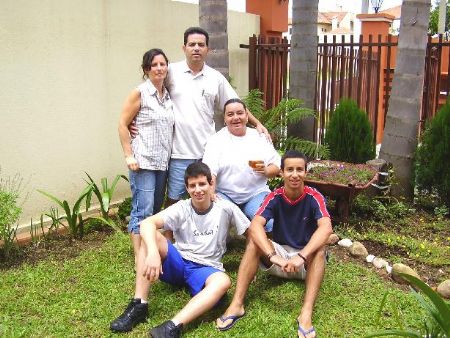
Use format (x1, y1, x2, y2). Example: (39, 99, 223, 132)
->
(126, 156, 139, 171)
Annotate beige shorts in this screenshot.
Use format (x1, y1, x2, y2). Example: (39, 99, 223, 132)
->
(259, 241, 307, 280)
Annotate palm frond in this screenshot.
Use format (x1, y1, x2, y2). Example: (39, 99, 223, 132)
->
(243, 89, 328, 160)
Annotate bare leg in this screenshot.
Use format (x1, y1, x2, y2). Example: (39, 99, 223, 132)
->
(297, 248, 326, 338)
(171, 272, 231, 326)
(216, 238, 265, 328)
(130, 233, 141, 270)
(134, 232, 168, 301)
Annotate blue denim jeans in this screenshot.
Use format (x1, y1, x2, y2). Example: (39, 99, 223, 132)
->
(167, 158, 197, 200)
(128, 169, 167, 234)
(217, 191, 274, 232)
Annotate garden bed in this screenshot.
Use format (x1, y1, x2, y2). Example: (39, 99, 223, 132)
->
(306, 160, 379, 221)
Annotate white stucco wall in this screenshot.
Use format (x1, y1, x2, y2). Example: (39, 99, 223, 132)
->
(0, 0, 259, 231)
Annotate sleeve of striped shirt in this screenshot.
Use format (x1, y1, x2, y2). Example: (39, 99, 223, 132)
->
(256, 191, 276, 221)
(310, 189, 330, 220)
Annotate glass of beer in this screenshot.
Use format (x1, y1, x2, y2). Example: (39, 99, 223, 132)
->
(248, 160, 264, 169)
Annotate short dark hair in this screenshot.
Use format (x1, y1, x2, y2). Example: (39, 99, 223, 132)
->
(281, 150, 308, 170)
(184, 161, 212, 186)
(223, 98, 247, 114)
(184, 27, 209, 46)
(141, 48, 169, 79)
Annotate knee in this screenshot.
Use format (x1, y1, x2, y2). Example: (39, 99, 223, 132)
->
(155, 231, 168, 254)
(308, 247, 326, 263)
(222, 274, 232, 291)
(215, 273, 232, 293)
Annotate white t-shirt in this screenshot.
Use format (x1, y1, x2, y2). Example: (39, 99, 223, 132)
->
(202, 127, 281, 204)
(159, 199, 250, 271)
(166, 60, 238, 160)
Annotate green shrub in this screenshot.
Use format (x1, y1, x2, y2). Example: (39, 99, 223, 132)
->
(415, 99, 450, 208)
(117, 197, 132, 221)
(325, 98, 375, 163)
(0, 170, 24, 258)
(352, 195, 413, 221)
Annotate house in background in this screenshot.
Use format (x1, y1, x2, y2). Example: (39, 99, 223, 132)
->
(380, 5, 402, 34)
(284, 11, 355, 42)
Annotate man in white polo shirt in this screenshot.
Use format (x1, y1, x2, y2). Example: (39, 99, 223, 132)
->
(164, 27, 268, 205)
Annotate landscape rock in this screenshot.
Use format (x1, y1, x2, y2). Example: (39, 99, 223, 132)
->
(337, 238, 353, 248)
(366, 254, 375, 263)
(385, 265, 392, 274)
(437, 280, 450, 299)
(349, 241, 368, 258)
(373, 257, 388, 269)
(391, 263, 420, 284)
(327, 233, 340, 245)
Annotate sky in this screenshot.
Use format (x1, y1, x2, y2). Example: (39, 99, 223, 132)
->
(173, 0, 404, 15)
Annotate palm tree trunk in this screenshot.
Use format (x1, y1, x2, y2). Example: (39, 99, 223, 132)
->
(199, 0, 229, 80)
(288, 0, 318, 142)
(379, 0, 431, 198)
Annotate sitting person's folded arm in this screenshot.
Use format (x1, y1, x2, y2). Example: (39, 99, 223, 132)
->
(265, 163, 281, 179)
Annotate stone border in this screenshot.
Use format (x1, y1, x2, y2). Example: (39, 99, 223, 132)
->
(327, 233, 450, 299)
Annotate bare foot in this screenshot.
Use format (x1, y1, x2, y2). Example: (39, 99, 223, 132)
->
(216, 305, 245, 331)
(297, 316, 316, 338)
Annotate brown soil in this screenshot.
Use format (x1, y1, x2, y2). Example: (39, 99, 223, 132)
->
(0, 229, 114, 270)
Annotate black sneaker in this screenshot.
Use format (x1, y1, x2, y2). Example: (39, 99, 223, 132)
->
(110, 298, 148, 332)
(149, 320, 183, 338)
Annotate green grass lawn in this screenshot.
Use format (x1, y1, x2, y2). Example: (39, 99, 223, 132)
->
(0, 232, 425, 337)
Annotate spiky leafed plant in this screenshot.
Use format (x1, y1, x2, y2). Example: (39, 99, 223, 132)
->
(366, 273, 450, 338)
(243, 89, 329, 160)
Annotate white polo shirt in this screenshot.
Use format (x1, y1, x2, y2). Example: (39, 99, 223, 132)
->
(166, 60, 238, 160)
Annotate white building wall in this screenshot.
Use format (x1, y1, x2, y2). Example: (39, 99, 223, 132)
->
(0, 0, 259, 230)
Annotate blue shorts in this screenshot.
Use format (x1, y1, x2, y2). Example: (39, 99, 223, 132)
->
(167, 159, 197, 201)
(217, 191, 274, 232)
(160, 240, 221, 297)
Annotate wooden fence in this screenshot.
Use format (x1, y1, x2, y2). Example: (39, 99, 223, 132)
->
(242, 34, 450, 144)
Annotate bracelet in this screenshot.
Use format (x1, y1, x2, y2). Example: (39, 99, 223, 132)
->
(298, 252, 307, 262)
(266, 251, 276, 260)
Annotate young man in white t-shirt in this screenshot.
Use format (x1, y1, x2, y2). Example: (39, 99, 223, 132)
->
(110, 162, 258, 337)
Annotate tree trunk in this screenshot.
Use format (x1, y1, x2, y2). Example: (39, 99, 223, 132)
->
(288, 0, 318, 142)
(199, 0, 229, 80)
(379, 0, 431, 198)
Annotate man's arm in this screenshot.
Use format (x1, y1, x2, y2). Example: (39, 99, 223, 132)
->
(284, 217, 333, 272)
(247, 109, 271, 141)
(140, 214, 165, 282)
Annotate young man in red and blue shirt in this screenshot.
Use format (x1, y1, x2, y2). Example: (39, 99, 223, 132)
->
(216, 150, 333, 338)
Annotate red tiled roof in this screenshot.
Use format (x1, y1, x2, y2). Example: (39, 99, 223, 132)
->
(329, 27, 352, 34)
(380, 5, 401, 19)
(318, 11, 348, 24)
